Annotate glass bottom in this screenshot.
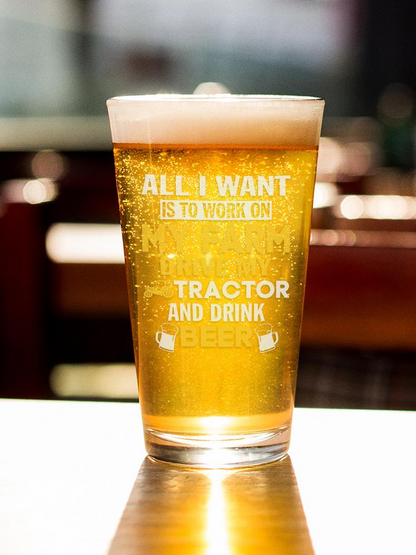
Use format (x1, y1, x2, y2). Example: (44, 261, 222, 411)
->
(144, 426, 291, 468)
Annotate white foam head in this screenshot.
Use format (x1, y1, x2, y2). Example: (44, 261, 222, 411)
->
(107, 95, 324, 147)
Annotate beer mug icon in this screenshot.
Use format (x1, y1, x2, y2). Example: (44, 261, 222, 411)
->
(155, 323, 179, 353)
(255, 323, 278, 353)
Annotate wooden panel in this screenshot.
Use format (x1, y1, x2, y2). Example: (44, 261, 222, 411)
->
(303, 244, 416, 350)
(51, 263, 129, 316)
(51, 242, 416, 349)
(0, 202, 49, 397)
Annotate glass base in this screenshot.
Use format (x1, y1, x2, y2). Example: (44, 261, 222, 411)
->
(144, 426, 291, 468)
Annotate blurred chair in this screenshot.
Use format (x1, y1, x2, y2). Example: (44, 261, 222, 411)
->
(0, 147, 133, 399)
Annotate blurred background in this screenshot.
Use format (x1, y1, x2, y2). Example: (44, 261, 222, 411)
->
(0, 0, 415, 408)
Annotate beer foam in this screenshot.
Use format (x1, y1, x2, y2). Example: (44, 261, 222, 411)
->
(107, 95, 324, 147)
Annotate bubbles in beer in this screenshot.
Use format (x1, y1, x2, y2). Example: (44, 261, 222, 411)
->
(114, 144, 317, 436)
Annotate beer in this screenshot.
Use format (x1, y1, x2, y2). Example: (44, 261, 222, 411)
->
(108, 96, 324, 466)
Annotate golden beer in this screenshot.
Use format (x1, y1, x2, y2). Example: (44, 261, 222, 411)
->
(108, 96, 324, 466)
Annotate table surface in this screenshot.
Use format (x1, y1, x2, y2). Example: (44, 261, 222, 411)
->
(1, 400, 415, 555)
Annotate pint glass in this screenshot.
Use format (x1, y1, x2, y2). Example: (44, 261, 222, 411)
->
(107, 95, 324, 467)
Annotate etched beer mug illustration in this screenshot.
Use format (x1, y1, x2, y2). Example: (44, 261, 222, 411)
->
(156, 323, 179, 353)
(255, 323, 278, 353)
(107, 94, 324, 467)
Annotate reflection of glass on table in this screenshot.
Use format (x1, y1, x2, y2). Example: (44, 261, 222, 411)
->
(109, 456, 314, 555)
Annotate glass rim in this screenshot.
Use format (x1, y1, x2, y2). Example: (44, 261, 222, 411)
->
(107, 94, 324, 104)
